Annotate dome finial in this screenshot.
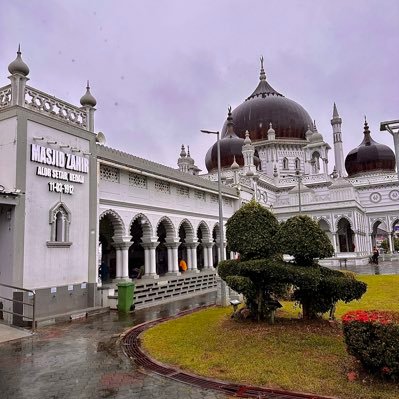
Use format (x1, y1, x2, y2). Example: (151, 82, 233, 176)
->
(363, 116, 371, 145)
(8, 44, 30, 76)
(259, 55, 266, 81)
(226, 105, 235, 136)
(231, 156, 239, 170)
(180, 144, 186, 158)
(187, 145, 191, 157)
(80, 81, 97, 107)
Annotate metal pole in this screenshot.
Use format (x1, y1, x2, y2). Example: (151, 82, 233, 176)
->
(298, 176, 302, 214)
(392, 133, 399, 182)
(216, 132, 225, 262)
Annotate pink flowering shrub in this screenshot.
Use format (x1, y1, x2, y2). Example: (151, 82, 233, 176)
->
(342, 310, 399, 381)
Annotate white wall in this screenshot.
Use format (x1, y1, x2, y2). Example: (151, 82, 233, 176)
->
(23, 121, 91, 289)
(0, 117, 17, 190)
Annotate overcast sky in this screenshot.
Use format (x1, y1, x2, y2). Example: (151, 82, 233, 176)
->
(1, 0, 399, 172)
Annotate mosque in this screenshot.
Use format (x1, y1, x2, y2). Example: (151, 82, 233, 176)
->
(1, 48, 398, 324)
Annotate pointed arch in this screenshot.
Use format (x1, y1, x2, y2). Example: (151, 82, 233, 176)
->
(129, 213, 153, 240)
(282, 157, 289, 170)
(49, 202, 71, 243)
(197, 220, 211, 242)
(295, 157, 300, 171)
(99, 209, 125, 238)
(317, 217, 331, 231)
(178, 219, 195, 242)
(156, 216, 176, 238)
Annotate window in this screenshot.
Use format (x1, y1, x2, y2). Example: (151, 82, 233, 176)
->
(154, 179, 170, 194)
(295, 158, 300, 171)
(100, 165, 120, 183)
(47, 202, 72, 247)
(311, 152, 321, 173)
(282, 157, 289, 170)
(129, 172, 147, 189)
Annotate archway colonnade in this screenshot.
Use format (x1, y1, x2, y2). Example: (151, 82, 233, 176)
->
(99, 209, 230, 281)
(317, 216, 399, 255)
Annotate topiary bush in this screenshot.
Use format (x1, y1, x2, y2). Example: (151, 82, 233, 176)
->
(275, 215, 334, 266)
(342, 310, 399, 381)
(225, 200, 279, 261)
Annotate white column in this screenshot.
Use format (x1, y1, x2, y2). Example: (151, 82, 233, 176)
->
(332, 233, 338, 254)
(167, 246, 173, 273)
(187, 246, 193, 270)
(191, 245, 198, 272)
(207, 245, 214, 269)
(142, 242, 159, 279)
(115, 247, 122, 279)
(389, 234, 394, 253)
(172, 245, 179, 273)
(230, 251, 234, 259)
(165, 243, 180, 275)
(121, 244, 131, 280)
(203, 245, 209, 268)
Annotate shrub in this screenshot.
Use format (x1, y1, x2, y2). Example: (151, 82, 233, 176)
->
(342, 310, 399, 381)
(225, 200, 279, 261)
(275, 215, 334, 266)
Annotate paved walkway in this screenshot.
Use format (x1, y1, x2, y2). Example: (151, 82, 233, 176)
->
(0, 323, 32, 343)
(0, 292, 226, 399)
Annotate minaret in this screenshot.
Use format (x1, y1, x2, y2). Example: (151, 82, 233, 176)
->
(177, 145, 189, 173)
(331, 103, 346, 177)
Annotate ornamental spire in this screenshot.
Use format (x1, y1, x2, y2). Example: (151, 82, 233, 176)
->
(333, 102, 339, 118)
(363, 116, 371, 145)
(259, 55, 266, 81)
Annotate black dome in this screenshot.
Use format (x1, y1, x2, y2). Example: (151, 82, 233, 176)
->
(221, 61, 313, 141)
(345, 121, 396, 177)
(205, 133, 245, 172)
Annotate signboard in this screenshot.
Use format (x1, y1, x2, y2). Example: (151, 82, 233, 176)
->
(30, 144, 88, 195)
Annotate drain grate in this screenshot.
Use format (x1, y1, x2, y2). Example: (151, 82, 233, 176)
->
(122, 307, 334, 399)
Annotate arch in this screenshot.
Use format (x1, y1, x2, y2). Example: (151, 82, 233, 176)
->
(318, 218, 331, 231)
(155, 216, 176, 239)
(337, 217, 354, 252)
(129, 213, 153, 240)
(49, 202, 71, 242)
(178, 219, 195, 242)
(372, 220, 389, 249)
(99, 209, 125, 238)
(197, 221, 211, 242)
(295, 157, 300, 171)
(392, 218, 399, 232)
(282, 157, 289, 170)
(311, 151, 321, 173)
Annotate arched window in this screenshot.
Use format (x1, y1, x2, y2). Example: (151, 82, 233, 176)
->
(47, 202, 72, 247)
(311, 152, 321, 173)
(282, 157, 289, 170)
(295, 157, 300, 171)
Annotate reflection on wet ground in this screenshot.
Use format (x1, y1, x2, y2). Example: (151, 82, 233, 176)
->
(0, 292, 226, 399)
(330, 259, 399, 275)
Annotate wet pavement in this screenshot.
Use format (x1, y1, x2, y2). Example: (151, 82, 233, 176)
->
(330, 258, 399, 275)
(0, 292, 226, 399)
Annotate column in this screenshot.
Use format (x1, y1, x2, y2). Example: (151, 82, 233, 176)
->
(141, 242, 159, 279)
(230, 251, 235, 259)
(165, 242, 180, 275)
(207, 244, 214, 269)
(186, 243, 199, 273)
(353, 233, 359, 253)
(203, 244, 209, 268)
(120, 242, 132, 281)
(114, 246, 122, 280)
(332, 233, 338, 254)
(389, 233, 394, 253)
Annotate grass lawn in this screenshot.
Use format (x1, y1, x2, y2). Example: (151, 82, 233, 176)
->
(142, 275, 399, 399)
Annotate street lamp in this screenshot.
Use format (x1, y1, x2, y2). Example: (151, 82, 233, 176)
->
(282, 170, 307, 214)
(200, 129, 228, 306)
(380, 119, 399, 181)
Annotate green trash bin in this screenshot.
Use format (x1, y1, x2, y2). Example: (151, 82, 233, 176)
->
(117, 282, 135, 313)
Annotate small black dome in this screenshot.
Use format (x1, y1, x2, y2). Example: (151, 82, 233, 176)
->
(345, 121, 396, 177)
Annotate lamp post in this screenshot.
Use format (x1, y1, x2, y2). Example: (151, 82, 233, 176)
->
(200, 129, 228, 306)
(380, 119, 399, 181)
(282, 170, 306, 214)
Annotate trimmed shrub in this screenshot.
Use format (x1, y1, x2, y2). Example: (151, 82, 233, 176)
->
(225, 200, 279, 261)
(342, 310, 399, 381)
(275, 215, 334, 266)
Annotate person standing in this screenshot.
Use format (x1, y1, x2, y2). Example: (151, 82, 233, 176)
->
(372, 246, 379, 265)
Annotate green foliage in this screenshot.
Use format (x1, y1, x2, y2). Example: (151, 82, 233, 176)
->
(381, 239, 389, 252)
(293, 267, 367, 319)
(343, 311, 399, 381)
(225, 200, 279, 261)
(276, 215, 334, 266)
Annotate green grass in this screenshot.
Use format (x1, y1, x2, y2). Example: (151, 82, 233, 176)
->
(142, 275, 399, 399)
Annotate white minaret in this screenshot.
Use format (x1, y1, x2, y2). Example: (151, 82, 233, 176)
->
(331, 103, 346, 177)
(242, 131, 257, 176)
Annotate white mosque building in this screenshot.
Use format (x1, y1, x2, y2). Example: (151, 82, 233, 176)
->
(1, 49, 398, 324)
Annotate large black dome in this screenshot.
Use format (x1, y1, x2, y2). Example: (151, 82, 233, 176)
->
(221, 60, 313, 141)
(345, 121, 396, 177)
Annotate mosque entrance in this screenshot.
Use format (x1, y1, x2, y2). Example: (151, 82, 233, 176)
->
(99, 216, 117, 282)
(129, 219, 145, 278)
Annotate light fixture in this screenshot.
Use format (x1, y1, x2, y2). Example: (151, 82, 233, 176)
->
(47, 140, 57, 145)
(33, 136, 44, 141)
(230, 299, 241, 313)
(59, 144, 70, 148)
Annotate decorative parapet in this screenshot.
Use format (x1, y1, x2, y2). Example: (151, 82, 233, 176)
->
(349, 173, 398, 187)
(0, 85, 12, 108)
(24, 86, 88, 129)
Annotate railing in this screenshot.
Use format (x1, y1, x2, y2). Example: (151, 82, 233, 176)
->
(25, 85, 88, 129)
(0, 282, 36, 331)
(0, 84, 12, 108)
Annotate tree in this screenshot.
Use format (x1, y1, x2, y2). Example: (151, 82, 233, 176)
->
(225, 200, 279, 261)
(275, 215, 334, 266)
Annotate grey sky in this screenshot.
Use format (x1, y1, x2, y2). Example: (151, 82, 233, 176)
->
(1, 0, 399, 172)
